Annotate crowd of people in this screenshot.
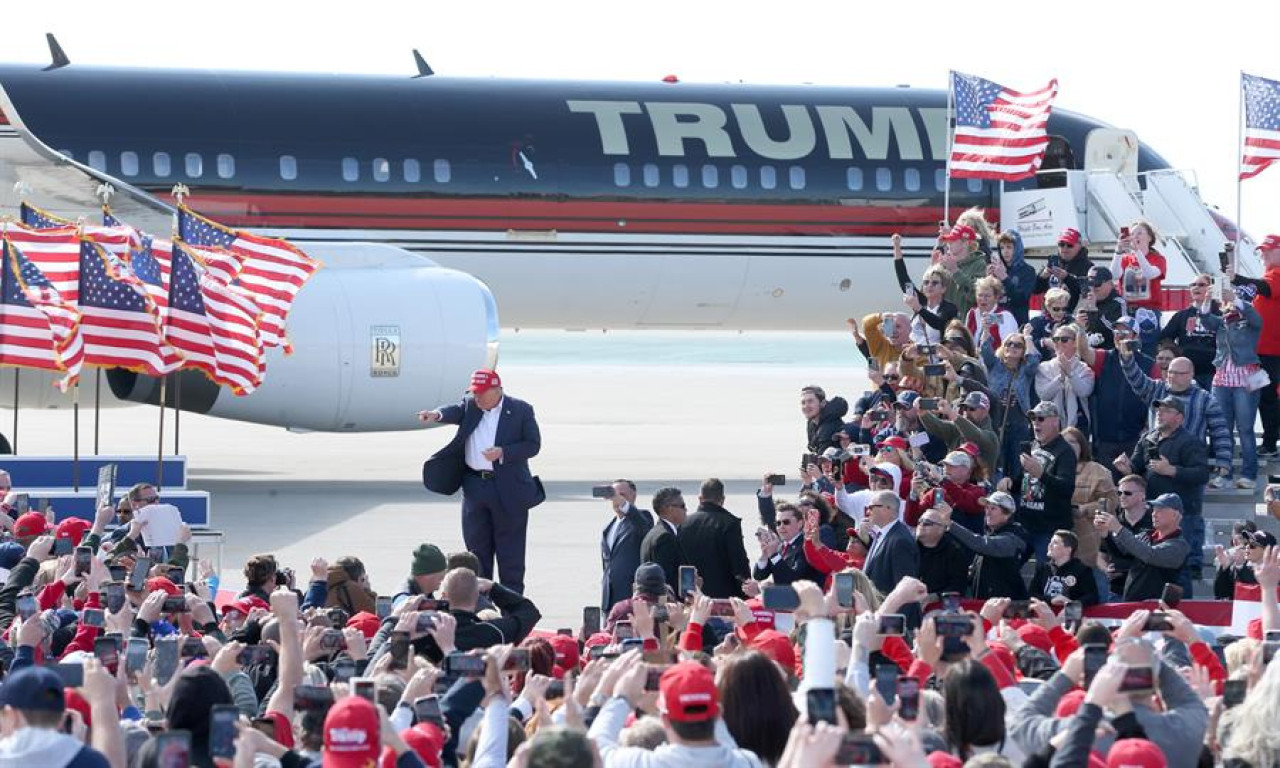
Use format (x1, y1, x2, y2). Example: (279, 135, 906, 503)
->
(0, 215, 1276, 768)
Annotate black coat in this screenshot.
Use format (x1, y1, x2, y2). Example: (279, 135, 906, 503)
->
(918, 537, 972, 598)
(601, 504, 654, 611)
(808, 397, 849, 454)
(947, 520, 1030, 599)
(640, 520, 686, 591)
(678, 502, 751, 599)
(752, 534, 827, 586)
(864, 522, 920, 596)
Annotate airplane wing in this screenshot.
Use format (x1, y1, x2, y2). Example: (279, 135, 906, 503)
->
(0, 80, 172, 233)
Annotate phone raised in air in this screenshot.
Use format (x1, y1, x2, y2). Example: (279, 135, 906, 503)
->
(678, 566, 697, 600)
(761, 585, 800, 612)
(806, 687, 836, 725)
(835, 572, 855, 609)
(208, 704, 239, 759)
(582, 605, 602, 636)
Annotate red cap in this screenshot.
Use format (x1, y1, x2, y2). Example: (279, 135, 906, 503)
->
(742, 598, 776, 630)
(468, 369, 501, 394)
(221, 596, 270, 616)
(927, 752, 964, 768)
(747, 629, 796, 672)
(583, 632, 612, 653)
(877, 435, 909, 453)
(941, 224, 977, 242)
(1259, 234, 1280, 253)
(346, 611, 382, 641)
(1107, 739, 1167, 768)
(261, 711, 294, 749)
(985, 641, 1021, 681)
(64, 689, 92, 728)
(13, 512, 48, 539)
(547, 634, 580, 674)
(959, 441, 982, 458)
(1247, 617, 1263, 641)
(382, 723, 444, 768)
(1016, 623, 1053, 655)
(1056, 689, 1087, 717)
(658, 661, 719, 723)
(55, 518, 92, 546)
(145, 577, 181, 597)
(1059, 228, 1082, 246)
(323, 697, 381, 768)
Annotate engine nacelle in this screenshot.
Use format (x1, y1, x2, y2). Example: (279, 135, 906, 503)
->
(106, 242, 498, 432)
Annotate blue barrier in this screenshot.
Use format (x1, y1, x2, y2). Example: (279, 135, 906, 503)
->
(30, 490, 211, 528)
(0, 456, 186, 490)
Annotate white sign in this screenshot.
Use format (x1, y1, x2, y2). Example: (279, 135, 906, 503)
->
(1001, 188, 1081, 249)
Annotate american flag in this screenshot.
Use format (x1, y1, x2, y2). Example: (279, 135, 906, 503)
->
(949, 71, 1059, 181)
(165, 242, 264, 395)
(1241, 72, 1280, 180)
(19, 202, 72, 229)
(177, 206, 320, 351)
(104, 209, 172, 312)
(1, 223, 82, 303)
(78, 239, 179, 377)
(0, 237, 83, 389)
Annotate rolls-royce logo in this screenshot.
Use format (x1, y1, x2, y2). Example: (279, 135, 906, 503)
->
(370, 325, 400, 378)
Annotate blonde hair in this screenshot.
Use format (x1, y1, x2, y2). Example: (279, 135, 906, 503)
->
(1043, 288, 1071, 308)
(845, 568, 883, 612)
(1222, 654, 1280, 768)
(923, 264, 953, 292)
(957, 207, 995, 249)
(975, 275, 1004, 300)
(997, 333, 1029, 367)
(1224, 638, 1260, 677)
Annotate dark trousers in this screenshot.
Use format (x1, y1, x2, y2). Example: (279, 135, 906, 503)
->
(461, 474, 529, 593)
(1259, 354, 1280, 450)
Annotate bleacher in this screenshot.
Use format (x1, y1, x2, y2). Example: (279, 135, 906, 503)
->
(1200, 450, 1279, 597)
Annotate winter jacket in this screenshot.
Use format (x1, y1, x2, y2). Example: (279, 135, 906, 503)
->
(1034, 247, 1094, 310)
(1103, 526, 1190, 601)
(1200, 299, 1263, 369)
(325, 565, 377, 616)
(590, 697, 764, 768)
(893, 260, 960, 346)
(1016, 434, 1078, 535)
(1082, 287, 1127, 350)
(0, 729, 110, 768)
(918, 411, 999, 478)
(1119, 353, 1233, 469)
(982, 338, 1040, 432)
(1035, 356, 1094, 430)
(1087, 350, 1154, 444)
(807, 397, 849, 454)
(951, 250, 992, 318)
(1160, 302, 1221, 378)
(946, 520, 1030, 599)
(1069, 460, 1116, 569)
(1129, 426, 1210, 518)
(1001, 230, 1037, 325)
(1029, 557, 1100, 606)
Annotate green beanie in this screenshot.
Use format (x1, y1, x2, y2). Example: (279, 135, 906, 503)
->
(411, 543, 447, 576)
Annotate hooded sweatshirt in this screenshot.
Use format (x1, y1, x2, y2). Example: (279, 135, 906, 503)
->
(0, 728, 109, 768)
(1001, 230, 1037, 326)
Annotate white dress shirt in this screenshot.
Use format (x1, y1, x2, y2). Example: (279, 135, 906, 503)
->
(865, 519, 901, 566)
(465, 397, 504, 471)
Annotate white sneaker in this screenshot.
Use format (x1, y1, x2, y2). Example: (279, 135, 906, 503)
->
(1208, 476, 1227, 489)
(1236, 477, 1257, 490)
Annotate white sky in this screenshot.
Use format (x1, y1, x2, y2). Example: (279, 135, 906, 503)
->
(4, 1, 1279, 235)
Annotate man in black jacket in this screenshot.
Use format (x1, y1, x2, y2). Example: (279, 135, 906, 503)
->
(1097, 493, 1190, 601)
(1079, 266, 1127, 351)
(599, 479, 654, 612)
(677, 479, 750, 599)
(915, 508, 971, 600)
(944, 491, 1030, 599)
(639, 487, 688, 592)
(435, 567, 540, 653)
(1159, 276, 1220, 390)
(1033, 227, 1094, 311)
(802, 385, 848, 454)
(753, 502, 825, 586)
(1017, 401, 1078, 564)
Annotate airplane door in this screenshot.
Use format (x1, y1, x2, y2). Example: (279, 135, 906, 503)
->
(637, 253, 748, 327)
(1083, 128, 1140, 175)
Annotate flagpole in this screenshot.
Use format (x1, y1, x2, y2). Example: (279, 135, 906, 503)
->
(93, 369, 101, 455)
(71, 382, 80, 492)
(944, 71, 955, 226)
(173, 373, 181, 456)
(156, 375, 166, 491)
(10, 370, 16, 455)
(1235, 71, 1245, 272)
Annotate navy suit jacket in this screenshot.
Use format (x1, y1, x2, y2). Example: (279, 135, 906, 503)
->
(864, 522, 920, 596)
(752, 533, 827, 586)
(601, 505, 655, 611)
(421, 396, 545, 511)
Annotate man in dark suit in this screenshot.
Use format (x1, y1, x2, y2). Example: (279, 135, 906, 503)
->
(600, 479, 654, 612)
(640, 487, 688, 591)
(677, 478, 750, 599)
(419, 369, 544, 593)
(752, 501, 825, 585)
(863, 489, 920, 595)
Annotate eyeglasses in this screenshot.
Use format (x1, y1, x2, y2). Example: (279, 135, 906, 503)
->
(1031, 415, 1052, 422)
(1052, 336, 1074, 343)
(922, 279, 943, 287)
(1006, 342, 1025, 348)
(878, 446, 895, 453)
(884, 374, 901, 381)
(919, 520, 940, 528)
(1057, 243, 1071, 249)
(866, 504, 888, 511)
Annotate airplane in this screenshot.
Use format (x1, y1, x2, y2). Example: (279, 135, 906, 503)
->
(0, 61, 1259, 432)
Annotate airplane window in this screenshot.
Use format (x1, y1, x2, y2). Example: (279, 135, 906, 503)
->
(731, 165, 748, 189)
(904, 168, 920, 192)
(88, 151, 106, 172)
(434, 159, 451, 183)
(643, 163, 659, 188)
(373, 158, 390, 183)
(185, 153, 203, 178)
(876, 167, 892, 191)
(967, 178, 983, 193)
(760, 166, 777, 190)
(847, 168, 863, 191)
(153, 152, 171, 178)
(217, 154, 235, 179)
(613, 162, 631, 187)
(788, 166, 805, 190)
(404, 159, 421, 183)
(342, 158, 359, 182)
(935, 169, 947, 191)
(701, 165, 719, 188)
(120, 152, 139, 177)
(672, 164, 689, 188)
(279, 155, 297, 181)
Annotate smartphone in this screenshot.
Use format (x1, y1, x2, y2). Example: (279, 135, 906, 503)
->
(74, 546, 92, 577)
(935, 614, 975, 638)
(898, 676, 920, 720)
(1048, 254, 1061, 272)
(320, 629, 346, 651)
(1266, 630, 1280, 642)
(620, 637, 644, 654)
(414, 613, 438, 635)
(102, 582, 125, 614)
(503, 649, 532, 673)
(835, 734, 884, 766)
(1119, 226, 1130, 241)
(167, 566, 185, 584)
(1003, 600, 1031, 620)
(209, 704, 239, 759)
(922, 364, 946, 378)
(154, 730, 192, 768)
(52, 538, 73, 557)
(388, 631, 410, 671)
(835, 572, 855, 609)
(1223, 678, 1247, 708)
(1159, 583, 1183, 609)
(1083, 644, 1108, 688)
(251, 718, 277, 739)
(162, 596, 189, 614)
(413, 695, 444, 726)
(941, 592, 962, 613)
(236, 645, 272, 667)
(180, 637, 206, 659)
(1119, 665, 1155, 695)
(1019, 440, 1034, 456)
(16, 594, 37, 621)
(587, 645, 606, 660)
(82, 608, 106, 628)
(1143, 612, 1174, 632)
(107, 565, 126, 582)
(807, 687, 836, 725)
(709, 599, 736, 617)
(1062, 601, 1083, 623)
(52, 663, 84, 688)
(868, 408, 889, 421)
(93, 636, 119, 668)
(582, 606, 602, 636)
(678, 566, 697, 600)
(418, 599, 450, 613)
(443, 653, 487, 677)
(352, 677, 376, 703)
(849, 444, 870, 457)
(762, 585, 800, 612)
(874, 664, 898, 705)
(613, 620, 635, 641)
(128, 557, 152, 592)
(332, 657, 356, 683)
(547, 679, 565, 699)
(154, 636, 179, 684)
(877, 613, 906, 636)
(293, 684, 336, 712)
(645, 664, 670, 691)
(591, 485, 615, 499)
(126, 638, 149, 675)
(918, 397, 940, 410)
(375, 595, 393, 620)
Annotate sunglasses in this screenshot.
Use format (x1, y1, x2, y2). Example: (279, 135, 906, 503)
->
(878, 446, 896, 453)
(1057, 243, 1072, 249)
(884, 374, 901, 381)
(1031, 415, 1052, 422)
(1118, 490, 1138, 496)
(1046, 305, 1066, 313)
(922, 280, 943, 287)
(1052, 336, 1074, 343)
(1005, 342, 1025, 348)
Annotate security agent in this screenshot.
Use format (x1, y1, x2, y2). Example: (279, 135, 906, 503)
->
(600, 479, 655, 612)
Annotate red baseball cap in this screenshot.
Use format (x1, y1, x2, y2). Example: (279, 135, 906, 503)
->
(54, 518, 91, 547)
(877, 436, 909, 453)
(221, 596, 270, 616)
(927, 752, 964, 768)
(959, 441, 982, 458)
(145, 577, 181, 597)
(742, 598, 776, 630)
(382, 723, 444, 768)
(747, 629, 796, 672)
(547, 634, 580, 674)
(941, 224, 977, 242)
(1056, 689, 1086, 717)
(1016, 623, 1053, 655)
(13, 513, 48, 539)
(1058, 228, 1082, 246)
(468, 369, 501, 394)
(323, 697, 381, 767)
(658, 661, 719, 723)
(346, 611, 382, 641)
(1258, 234, 1280, 253)
(1107, 738, 1167, 768)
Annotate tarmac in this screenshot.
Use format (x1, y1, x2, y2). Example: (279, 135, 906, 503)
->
(4, 359, 862, 629)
